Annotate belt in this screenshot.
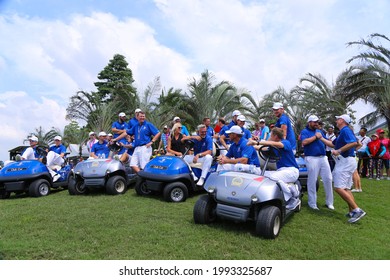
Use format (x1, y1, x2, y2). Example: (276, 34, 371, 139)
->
(341, 155, 355, 158)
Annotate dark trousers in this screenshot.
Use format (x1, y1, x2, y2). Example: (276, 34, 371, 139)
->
(326, 151, 335, 171)
(357, 151, 369, 177)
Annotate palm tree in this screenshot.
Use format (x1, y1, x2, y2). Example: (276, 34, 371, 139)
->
(26, 126, 61, 147)
(345, 33, 390, 131)
(183, 70, 242, 129)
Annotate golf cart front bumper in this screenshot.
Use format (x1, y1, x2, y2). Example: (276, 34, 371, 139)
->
(216, 203, 250, 222)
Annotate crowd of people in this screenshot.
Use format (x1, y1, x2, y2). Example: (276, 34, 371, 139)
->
(10, 102, 390, 223)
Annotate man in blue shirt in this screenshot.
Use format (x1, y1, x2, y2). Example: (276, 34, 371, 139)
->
(300, 115, 334, 210)
(173, 116, 190, 136)
(228, 110, 241, 128)
(90, 131, 110, 159)
(112, 112, 128, 143)
(248, 127, 300, 210)
(128, 108, 141, 130)
(272, 102, 297, 153)
(236, 115, 253, 140)
(203, 117, 215, 138)
(217, 125, 261, 175)
(331, 114, 366, 223)
(184, 124, 213, 186)
(115, 111, 160, 173)
(46, 135, 67, 182)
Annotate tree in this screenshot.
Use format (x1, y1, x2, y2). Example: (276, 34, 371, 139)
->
(183, 70, 242, 130)
(27, 126, 61, 147)
(345, 33, 390, 132)
(66, 54, 140, 133)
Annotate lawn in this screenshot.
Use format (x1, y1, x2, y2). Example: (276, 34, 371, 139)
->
(0, 178, 389, 260)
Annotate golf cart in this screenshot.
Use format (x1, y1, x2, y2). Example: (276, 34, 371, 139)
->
(0, 146, 72, 199)
(193, 145, 302, 239)
(68, 142, 137, 195)
(134, 140, 218, 202)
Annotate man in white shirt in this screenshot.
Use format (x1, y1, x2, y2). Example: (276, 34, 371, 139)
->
(357, 127, 371, 178)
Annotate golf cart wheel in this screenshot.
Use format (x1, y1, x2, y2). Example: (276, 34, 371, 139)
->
(106, 175, 127, 195)
(0, 190, 11, 199)
(29, 179, 50, 197)
(163, 182, 188, 203)
(193, 195, 217, 224)
(256, 205, 281, 239)
(68, 177, 88, 195)
(134, 178, 151, 196)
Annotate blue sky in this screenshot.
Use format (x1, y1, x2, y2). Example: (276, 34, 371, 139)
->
(1, 0, 389, 160)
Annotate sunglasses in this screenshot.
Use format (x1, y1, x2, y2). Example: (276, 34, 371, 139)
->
(178, 127, 182, 129)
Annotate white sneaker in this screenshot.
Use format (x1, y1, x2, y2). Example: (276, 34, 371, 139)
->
(351, 189, 359, 192)
(309, 205, 320, 210)
(196, 177, 205, 186)
(326, 204, 335, 210)
(52, 173, 61, 182)
(15, 155, 22, 161)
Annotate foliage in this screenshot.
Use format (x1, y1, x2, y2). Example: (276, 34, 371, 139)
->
(345, 33, 390, 131)
(26, 126, 61, 147)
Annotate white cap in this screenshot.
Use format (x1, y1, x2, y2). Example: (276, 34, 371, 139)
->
(163, 125, 168, 129)
(107, 133, 113, 137)
(237, 115, 246, 122)
(89, 131, 95, 136)
(98, 131, 107, 137)
(307, 115, 319, 122)
(225, 125, 243, 135)
(259, 118, 265, 123)
(118, 112, 126, 117)
(173, 116, 180, 121)
(135, 108, 142, 113)
(232, 110, 241, 117)
(29, 135, 38, 142)
(54, 136, 62, 141)
(272, 102, 284, 110)
(336, 114, 351, 124)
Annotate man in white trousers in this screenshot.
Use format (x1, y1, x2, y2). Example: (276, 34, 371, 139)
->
(300, 115, 334, 210)
(46, 135, 66, 182)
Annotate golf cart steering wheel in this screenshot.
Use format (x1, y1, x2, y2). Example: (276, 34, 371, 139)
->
(258, 145, 281, 163)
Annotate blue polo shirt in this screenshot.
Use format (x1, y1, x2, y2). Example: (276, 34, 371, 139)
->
(128, 117, 138, 130)
(300, 126, 326, 156)
(91, 141, 110, 158)
(276, 113, 296, 150)
(219, 125, 231, 145)
(334, 126, 357, 157)
(228, 120, 236, 128)
(241, 127, 252, 139)
(127, 121, 160, 147)
(275, 140, 299, 169)
(260, 126, 270, 140)
(226, 137, 260, 166)
(112, 120, 128, 138)
(49, 144, 66, 155)
(193, 135, 213, 155)
(206, 126, 214, 137)
(181, 124, 190, 136)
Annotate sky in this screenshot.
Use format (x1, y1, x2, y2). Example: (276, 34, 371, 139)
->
(0, 0, 389, 161)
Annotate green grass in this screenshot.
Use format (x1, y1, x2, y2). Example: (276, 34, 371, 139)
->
(0, 178, 389, 260)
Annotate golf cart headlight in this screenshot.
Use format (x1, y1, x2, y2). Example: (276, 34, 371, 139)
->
(76, 171, 80, 175)
(207, 186, 215, 193)
(106, 170, 110, 174)
(251, 194, 258, 202)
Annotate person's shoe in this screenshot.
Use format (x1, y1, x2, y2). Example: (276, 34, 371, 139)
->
(15, 154, 21, 161)
(376, 177, 381, 181)
(286, 198, 300, 210)
(345, 212, 353, 218)
(52, 173, 61, 182)
(348, 209, 366, 223)
(309, 205, 319, 210)
(387, 177, 390, 180)
(368, 177, 373, 180)
(196, 177, 205, 186)
(113, 155, 120, 161)
(326, 204, 335, 210)
(351, 189, 359, 192)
